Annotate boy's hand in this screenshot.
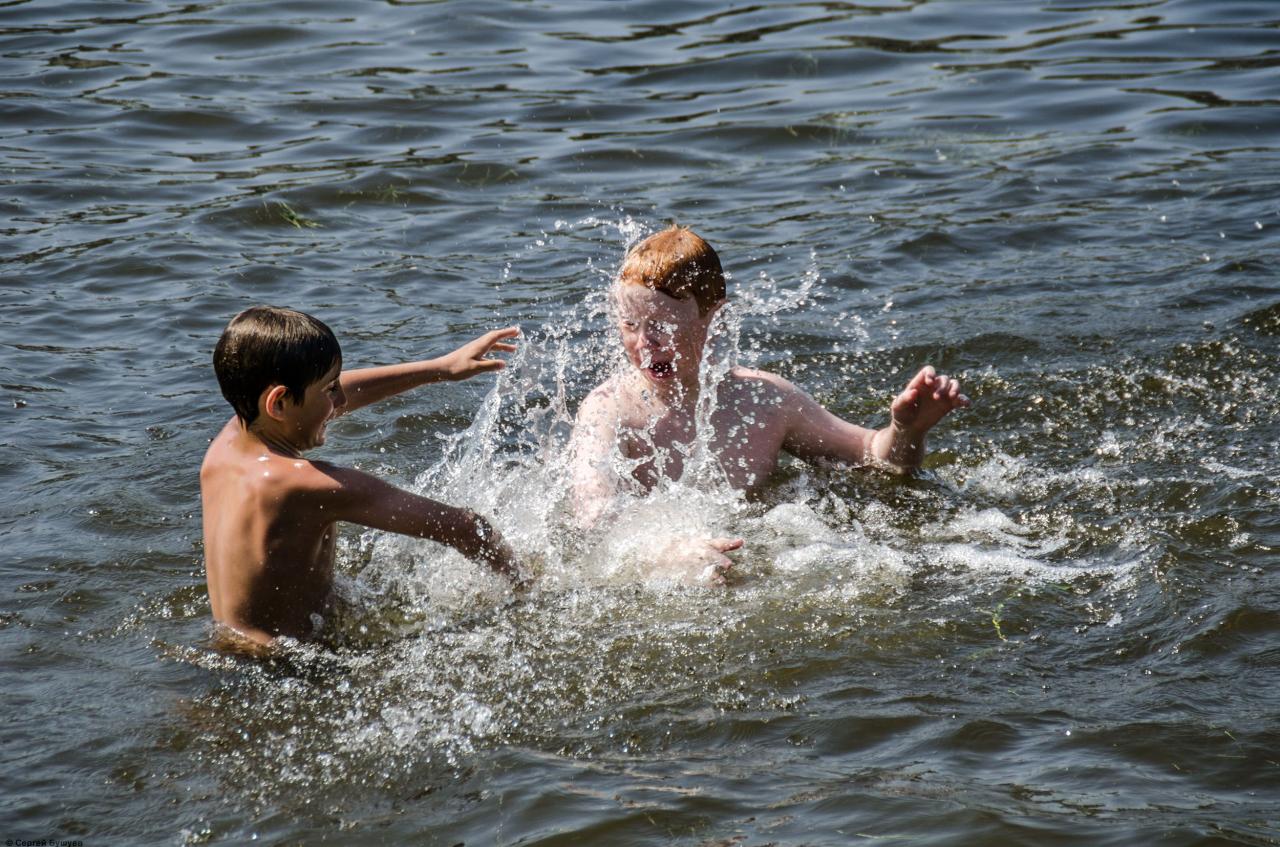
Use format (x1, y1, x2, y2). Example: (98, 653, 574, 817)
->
(438, 327, 519, 381)
(655, 536, 742, 586)
(890, 366, 969, 436)
(470, 514, 528, 587)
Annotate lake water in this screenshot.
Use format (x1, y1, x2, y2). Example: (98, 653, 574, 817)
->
(3, 0, 1278, 844)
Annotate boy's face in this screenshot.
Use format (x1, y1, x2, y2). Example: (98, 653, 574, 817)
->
(284, 361, 346, 450)
(613, 284, 714, 391)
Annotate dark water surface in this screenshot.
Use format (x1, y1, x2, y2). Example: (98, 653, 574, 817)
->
(3, 1, 1279, 844)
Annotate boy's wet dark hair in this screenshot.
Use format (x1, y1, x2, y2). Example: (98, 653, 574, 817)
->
(214, 306, 342, 425)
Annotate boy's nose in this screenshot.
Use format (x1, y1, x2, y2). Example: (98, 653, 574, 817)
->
(335, 385, 348, 409)
(642, 325, 669, 345)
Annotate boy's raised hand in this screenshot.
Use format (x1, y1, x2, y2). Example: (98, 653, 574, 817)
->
(437, 327, 519, 380)
(890, 366, 970, 435)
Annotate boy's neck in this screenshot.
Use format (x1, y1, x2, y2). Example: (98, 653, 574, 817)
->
(632, 369, 700, 412)
(243, 419, 305, 458)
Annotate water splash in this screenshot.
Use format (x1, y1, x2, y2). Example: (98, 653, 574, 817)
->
(186, 225, 1171, 801)
(358, 222, 894, 605)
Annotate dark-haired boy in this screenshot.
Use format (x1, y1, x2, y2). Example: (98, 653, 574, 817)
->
(201, 306, 522, 646)
(569, 226, 970, 583)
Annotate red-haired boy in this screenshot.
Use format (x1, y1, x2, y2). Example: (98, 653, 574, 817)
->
(569, 226, 970, 583)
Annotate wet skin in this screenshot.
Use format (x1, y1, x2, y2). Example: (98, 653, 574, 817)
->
(569, 286, 969, 579)
(201, 329, 523, 645)
(201, 362, 348, 644)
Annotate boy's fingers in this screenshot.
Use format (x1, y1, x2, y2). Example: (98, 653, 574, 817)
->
(710, 537, 744, 553)
(905, 366, 935, 393)
(486, 326, 520, 342)
(700, 558, 732, 582)
(891, 386, 918, 412)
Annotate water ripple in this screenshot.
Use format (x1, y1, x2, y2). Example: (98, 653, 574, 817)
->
(2, 0, 1278, 844)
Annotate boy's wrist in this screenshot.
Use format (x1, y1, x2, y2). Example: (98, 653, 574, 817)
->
(470, 514, 524, 582)
(420, 355, 455, 382)
(888, 418, 926, 440)
(880, 422, 925, 468)
(881, 422, 912, 450)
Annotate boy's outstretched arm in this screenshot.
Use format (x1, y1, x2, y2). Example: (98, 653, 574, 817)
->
(304, 461, 523, 584)
(781, 366, 969, 473)
(339, 327, 518, 413)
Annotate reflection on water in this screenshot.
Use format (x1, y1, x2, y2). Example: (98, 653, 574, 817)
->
(2, 0, 1278, 844)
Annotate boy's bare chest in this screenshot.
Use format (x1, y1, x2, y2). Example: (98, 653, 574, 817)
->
(617, 403, 787, 492)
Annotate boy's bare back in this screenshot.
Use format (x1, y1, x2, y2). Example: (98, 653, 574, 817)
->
(201, 418, 341, 643)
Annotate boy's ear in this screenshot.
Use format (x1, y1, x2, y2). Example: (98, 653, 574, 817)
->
(261, 384, 291, 421)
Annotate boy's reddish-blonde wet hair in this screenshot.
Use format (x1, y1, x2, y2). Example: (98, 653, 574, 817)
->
(618, 226, 725, 317)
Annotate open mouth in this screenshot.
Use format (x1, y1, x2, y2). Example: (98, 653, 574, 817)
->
(646, 361, 675, 379)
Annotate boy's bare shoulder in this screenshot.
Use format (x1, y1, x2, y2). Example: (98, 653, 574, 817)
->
(262, 455, 375, 506)
(201, 422, 352, 504)
(728, 365, 806, 398)
(724, 366, 822, 430)
(576, 373, 626, 418)
(585, 371, 626, 399)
